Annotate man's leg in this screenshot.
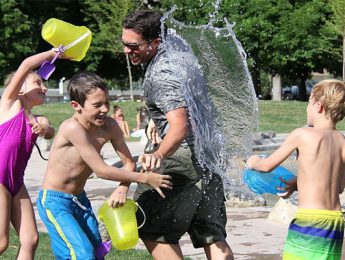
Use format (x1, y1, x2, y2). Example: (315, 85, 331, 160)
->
(204, 241, 234, 260)
(143, 240, 184, 260)
(188, 173, 233, 260)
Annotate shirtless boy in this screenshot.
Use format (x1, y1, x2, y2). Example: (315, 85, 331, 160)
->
(247, 79, 345, 260)
(37, 71, 172, 259)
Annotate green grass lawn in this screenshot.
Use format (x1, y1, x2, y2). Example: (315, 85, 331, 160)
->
(33, 100, 345, 134)
(0, 228, 152, 259)
(259, 100, 345, 133)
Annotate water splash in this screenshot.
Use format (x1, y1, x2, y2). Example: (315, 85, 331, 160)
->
(160, 8, 259, 200)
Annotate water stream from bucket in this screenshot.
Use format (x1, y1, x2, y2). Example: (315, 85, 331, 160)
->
(159, 6, 259, 201)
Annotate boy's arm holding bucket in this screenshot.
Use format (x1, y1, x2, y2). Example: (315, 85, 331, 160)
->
(108, 124, 136, 207)
(247, 128, 302, 172)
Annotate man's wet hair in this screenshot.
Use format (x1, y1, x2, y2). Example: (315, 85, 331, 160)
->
(123, 10, 164, 41)
(67, 71, 108, 107)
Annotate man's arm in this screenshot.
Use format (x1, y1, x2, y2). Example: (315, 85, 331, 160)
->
(140, 107, 188, 171)
(154, 107, 187, 159)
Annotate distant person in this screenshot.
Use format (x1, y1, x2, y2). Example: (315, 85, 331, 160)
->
(133, 106, 149, 131)
(247, 79, 345, 260)
(0, 51, 55, 259)
(36, 72, 172, 260)
(112, 105, 130, 138)
(131, 106, 150, 143)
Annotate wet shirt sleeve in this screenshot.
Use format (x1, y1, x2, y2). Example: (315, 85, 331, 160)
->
(150, 59, 186, 114)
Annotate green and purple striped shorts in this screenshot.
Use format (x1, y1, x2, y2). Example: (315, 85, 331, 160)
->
(283, 208, 344, 260)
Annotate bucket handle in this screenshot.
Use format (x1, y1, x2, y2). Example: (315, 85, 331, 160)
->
(136, 202, 146, 229)
(52, 31, 91, 52)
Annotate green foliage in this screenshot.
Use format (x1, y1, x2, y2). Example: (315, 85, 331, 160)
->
(82, 0, 133, 72)
(327, 0, 345, 80)
(259, 71, 272, 99)
(83, 0, 133, 54)
(0, 0, 343, 93)
(0, 0, 32, 81)
(329, 0, 345, 37)
(82, 0, 144, 85)
(217, 0, 340, 99)
(160, 0, 216, 25)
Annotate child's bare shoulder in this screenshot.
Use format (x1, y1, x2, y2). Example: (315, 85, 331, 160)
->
(58, 117, 85, 136)
(289, 127, 311, 139)
(103, 115, 119, 131)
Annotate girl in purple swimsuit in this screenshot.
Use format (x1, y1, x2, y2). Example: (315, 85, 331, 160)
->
(0, 51, 57, 259)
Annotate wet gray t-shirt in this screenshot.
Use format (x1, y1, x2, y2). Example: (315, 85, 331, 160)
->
(142, 47, 194, 146)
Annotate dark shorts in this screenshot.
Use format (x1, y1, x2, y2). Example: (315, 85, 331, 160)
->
(134, 146, 227, 248)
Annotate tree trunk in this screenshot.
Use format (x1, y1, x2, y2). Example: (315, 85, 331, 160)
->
(271, 74, 282, 101)
(125, 53, 133, 101)
(343, 33, 345, 82)
(251, 68, 261, 97)
(292, 69, 309, 101)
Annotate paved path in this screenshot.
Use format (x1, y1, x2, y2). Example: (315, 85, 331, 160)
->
(26, 139, 292, 260)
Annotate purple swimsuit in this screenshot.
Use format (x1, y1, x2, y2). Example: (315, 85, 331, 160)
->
(0, 109, 38, 197)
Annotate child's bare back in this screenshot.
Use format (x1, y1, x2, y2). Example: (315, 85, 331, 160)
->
(247, 79, 345, 260)
(294, 127, 345, 210)
(247, 79, 345, 211)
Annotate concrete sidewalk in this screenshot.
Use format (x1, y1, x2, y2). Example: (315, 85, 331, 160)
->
(26, 140, 289, 260)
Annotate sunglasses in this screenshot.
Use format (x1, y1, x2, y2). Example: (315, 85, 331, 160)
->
(121, 40, 152, 51)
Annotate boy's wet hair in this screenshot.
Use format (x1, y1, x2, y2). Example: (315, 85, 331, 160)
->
(312, 79, 345, 123)
(67, 72, 108, 107)
(123, 10, 163, 41)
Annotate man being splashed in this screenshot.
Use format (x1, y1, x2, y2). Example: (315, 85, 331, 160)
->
(121, 10, 233, 260)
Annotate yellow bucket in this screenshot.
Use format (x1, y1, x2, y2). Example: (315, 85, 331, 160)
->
(98, 199, 145, 250)
(41, 18, 92, 61)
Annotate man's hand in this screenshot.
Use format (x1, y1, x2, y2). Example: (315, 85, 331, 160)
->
(138, 153, 162, 171)
(146, 119, 162, 144)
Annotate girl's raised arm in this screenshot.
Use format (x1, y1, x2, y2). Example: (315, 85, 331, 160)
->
(1, 50, 57, 104)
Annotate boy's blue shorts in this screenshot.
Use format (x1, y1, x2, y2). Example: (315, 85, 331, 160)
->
(37, 189, 102, 260)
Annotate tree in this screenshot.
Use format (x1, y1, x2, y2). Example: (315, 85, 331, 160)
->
(160, 0, 216, 25)
(83, 0, 144, 92)
(219, 0, 336, 100)
(219, 0, 291, 96)
(0, 0, 32, 82)
(267, 1, 333, 99)
(328, 0, 345, 81)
